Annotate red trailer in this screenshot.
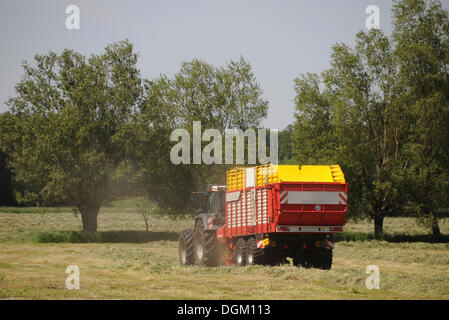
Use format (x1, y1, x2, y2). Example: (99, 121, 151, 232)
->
(179, 165, 348, 269)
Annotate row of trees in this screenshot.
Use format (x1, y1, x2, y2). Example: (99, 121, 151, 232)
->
(291, 0, 449, 236)
(0, 0, 447, 236)
(0, 43, 268, 231)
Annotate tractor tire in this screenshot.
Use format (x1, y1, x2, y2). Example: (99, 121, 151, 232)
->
(194, 220, 222, 266)
(245, 237, 264, 265)
(234, 238, 246, 266)
(179, 229, 194, 266)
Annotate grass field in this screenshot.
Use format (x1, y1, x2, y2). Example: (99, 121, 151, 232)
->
(0, 200, 448, 299)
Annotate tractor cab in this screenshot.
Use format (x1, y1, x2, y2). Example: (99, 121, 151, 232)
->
(206, 185, 226, 217)
(190, 185, 226, 233)
(191, 185, 226, 217)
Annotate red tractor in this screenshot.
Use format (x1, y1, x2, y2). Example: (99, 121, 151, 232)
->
(179, 165, 348, 269)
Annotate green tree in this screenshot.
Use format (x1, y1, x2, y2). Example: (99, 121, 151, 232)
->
(0, 40, 142, 231)
(292, 73, 337, 165)
(293, 29, 406, 235)
(136, 198, 160, 232)
(278, 124, 294, 164)
(392, 0, 449, 236)
(328, 30, 406, 235)
(0, 115, 16, 205)
(170, 57, 268, 131)
(137, 57, 269, 214)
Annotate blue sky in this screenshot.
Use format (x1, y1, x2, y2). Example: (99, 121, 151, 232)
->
(1, 0, 447, 129)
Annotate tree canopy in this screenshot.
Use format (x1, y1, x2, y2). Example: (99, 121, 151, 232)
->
(292, 0, 449, 235)
(0, 40, 142, 231)
(136, 57, 269, 214)
(1, 0, 448, 237)
(0, 45, 269, 227)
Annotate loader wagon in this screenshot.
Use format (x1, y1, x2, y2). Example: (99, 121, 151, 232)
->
(179, 164, 348, 269)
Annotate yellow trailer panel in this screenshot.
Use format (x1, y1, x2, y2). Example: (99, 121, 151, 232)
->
(226, 164, 345, 191)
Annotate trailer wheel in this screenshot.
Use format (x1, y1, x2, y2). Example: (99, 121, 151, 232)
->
(310, 248, 332, 270)
(179, 229, 194, 266)
(245, 237, 264, 265)
(194, 220, 222, 266)
(234, 238, 246, 266)
(292, 250, 306, 268)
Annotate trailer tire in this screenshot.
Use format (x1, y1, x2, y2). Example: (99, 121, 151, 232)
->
(292, 250, 306, 268)
(179, 229, 194, 266)
(194, 220, 222, 266)
(310, 248, 332, 270)
(245, 237, 264, 265)
(235, 238, 246, 266)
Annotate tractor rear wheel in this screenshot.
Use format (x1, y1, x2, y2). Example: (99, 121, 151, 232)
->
(179, 229, 194, 266)
(245, 237, 264, 265)
(235, 238, 246, 266)
(194, 220, 223, 266)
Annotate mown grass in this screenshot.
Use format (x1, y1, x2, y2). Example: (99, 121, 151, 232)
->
(1, 240, 448, 299)
(0, 201, 192, 242)
(0, 200, 448, 299)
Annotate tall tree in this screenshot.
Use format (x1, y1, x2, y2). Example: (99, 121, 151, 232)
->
(293, 29, 406, 235)
(327, 30, 406, 235)
(137, 57, 269, 214)
(292, 73, 337, 165)
(278, 124, 294, 164)
(392, 0, 449, 236)
(0, 114, 16, 206)
(0, 40, 142, 231)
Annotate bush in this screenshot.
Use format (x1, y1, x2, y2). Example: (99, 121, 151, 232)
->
(26, 230, 449, 244)
(30, 230, 179, 243)
(333, 231, 449, 243)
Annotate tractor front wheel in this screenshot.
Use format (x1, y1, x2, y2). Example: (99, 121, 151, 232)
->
(179, 229, 194, 266)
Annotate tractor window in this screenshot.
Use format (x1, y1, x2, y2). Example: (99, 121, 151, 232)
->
(209, 192, 225, 215)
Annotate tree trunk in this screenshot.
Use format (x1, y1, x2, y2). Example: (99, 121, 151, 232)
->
(374, 215, 384, 237)
(79, 204, 101, 232)
(431, 213, 440, 238)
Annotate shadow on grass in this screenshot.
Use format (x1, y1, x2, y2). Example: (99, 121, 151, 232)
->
(30, 230, 180, 243)
(334, 231, 449, 243)
(28, 230, 449, 244)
